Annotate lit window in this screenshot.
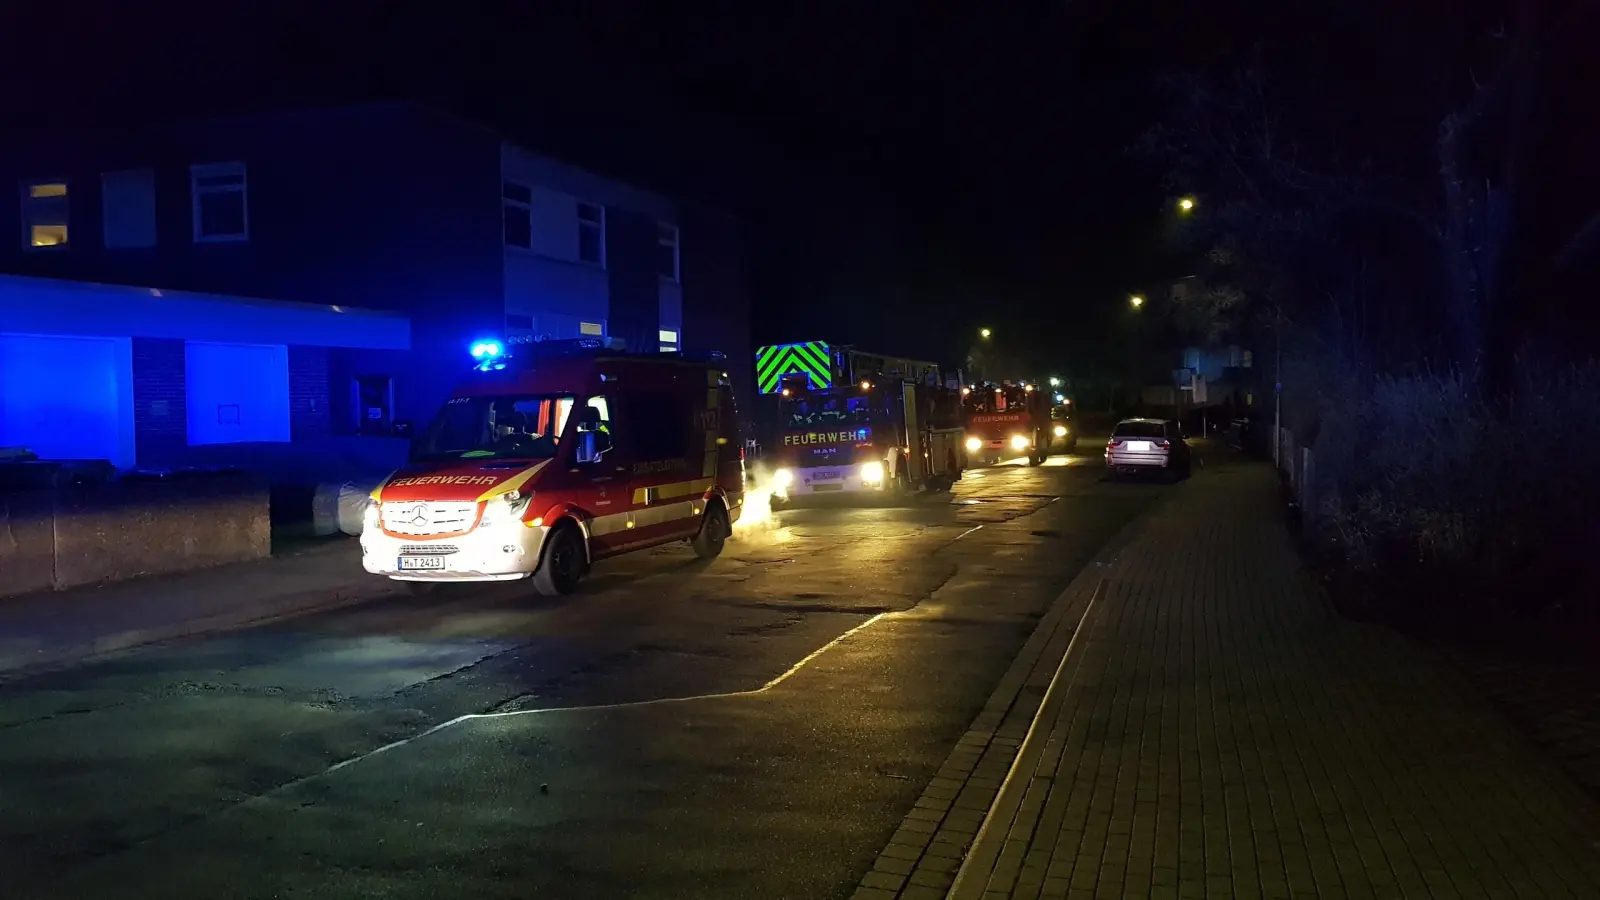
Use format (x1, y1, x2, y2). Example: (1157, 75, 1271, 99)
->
(21, 181, 69, 248)
(579, 321, 603, 336)
(656, 222, 679, 281)
(191, 162, 248, 242)
(577, 201, 604, 265)
(659, 329, 678, 343)
(503, 182, 531, 248)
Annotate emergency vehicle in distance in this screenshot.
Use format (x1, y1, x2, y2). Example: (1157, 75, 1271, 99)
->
(754, 341, 966, 504)
(963, 380, 1051, 466)
(361, 338, 745, 596)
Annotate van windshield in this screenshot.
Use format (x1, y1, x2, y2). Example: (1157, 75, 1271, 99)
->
(781, 393, 879, 428)
(415, 394, 576, 461)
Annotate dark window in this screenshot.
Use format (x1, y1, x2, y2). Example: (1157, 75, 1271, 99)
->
(656, 222, 679, 280)
(191, 163, 247, 241)
(102, 169, 156, 248)
(621, 392, 689, 461)
(503, 181, 531, 248)
(577, 201, 604, 265)
(1113, 421, 1167, 439)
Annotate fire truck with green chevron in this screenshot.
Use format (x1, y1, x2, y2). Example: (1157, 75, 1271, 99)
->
(753, 341, 967, 504)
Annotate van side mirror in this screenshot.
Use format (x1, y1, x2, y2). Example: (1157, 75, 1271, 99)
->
(576, 430, 599, 464)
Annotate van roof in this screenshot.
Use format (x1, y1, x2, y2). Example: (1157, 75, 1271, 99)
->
(456, 352, 727, 397)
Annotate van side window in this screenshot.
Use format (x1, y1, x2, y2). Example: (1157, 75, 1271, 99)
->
(574, 395, 613, 463)
(622, 392, 689, 462)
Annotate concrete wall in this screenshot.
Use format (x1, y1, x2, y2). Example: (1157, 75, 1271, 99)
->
(0, 471, 268, 598)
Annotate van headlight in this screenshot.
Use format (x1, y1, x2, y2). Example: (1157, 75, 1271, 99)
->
(773, 468, 794, 488)
(1010, 434, 1031, 451)
(860, 461, 885, 483)
(1053, 424, 1067, 437)
(479, 491, 532, 528)
(965, 436, 982, 452)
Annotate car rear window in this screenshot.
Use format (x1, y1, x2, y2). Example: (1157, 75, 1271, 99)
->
(1113, 421, 1167, 439)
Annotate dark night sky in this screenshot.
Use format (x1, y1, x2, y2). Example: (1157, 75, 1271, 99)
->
(0, 1, 1254, 371)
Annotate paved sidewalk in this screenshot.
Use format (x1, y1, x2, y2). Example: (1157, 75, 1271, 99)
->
(861, 461, 1600, 900)
(0, 539, 402, 678)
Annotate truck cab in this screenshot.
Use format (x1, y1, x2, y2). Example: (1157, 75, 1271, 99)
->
(361, 339, 745, 595)
(963, 381, 1049, 466)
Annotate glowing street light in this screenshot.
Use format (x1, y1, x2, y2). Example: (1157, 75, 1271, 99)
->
(979, 328, 992, 339)
(1177, 196, 1196, 213)
(1048, 376, 1061, 387)
(1130, 295, 1145, 309)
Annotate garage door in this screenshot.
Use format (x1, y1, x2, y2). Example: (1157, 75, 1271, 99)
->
(0, 334, 129, 465)
(185, 342, 290, 445)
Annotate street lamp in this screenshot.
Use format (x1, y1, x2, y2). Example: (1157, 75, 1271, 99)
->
(979, 328, 992, 339)
(1129, 295, 1145, 309)
(1177, 196, 1196, 213)
(1048, 376, 1061, 387)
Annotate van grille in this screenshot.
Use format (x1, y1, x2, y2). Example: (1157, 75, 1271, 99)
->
(380, 501, 480, 536)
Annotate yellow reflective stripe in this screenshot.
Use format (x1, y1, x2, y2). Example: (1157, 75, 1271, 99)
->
(475, 460, 551, 501)
(632, 477, 715, 504)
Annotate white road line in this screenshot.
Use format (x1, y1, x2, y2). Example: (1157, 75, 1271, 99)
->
(327, 611, 892, 774)
(320, 513, 1004, 778)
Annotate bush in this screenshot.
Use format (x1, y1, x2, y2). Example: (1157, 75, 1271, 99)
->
(1308, 362, 1600, 620)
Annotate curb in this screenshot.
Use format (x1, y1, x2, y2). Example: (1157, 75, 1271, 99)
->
(0, 579, 406, 682)
(849, 494, 1162, 900)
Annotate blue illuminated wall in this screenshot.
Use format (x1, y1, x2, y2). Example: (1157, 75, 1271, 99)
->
(184, 342, 291, 445)
(0, 334, 135, 466)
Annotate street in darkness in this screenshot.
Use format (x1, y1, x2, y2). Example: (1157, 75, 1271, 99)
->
(0, 453, 1164, 900)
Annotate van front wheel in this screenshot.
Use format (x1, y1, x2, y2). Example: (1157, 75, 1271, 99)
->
(692, 502, 730, 559)
(533, 524, 585, 596)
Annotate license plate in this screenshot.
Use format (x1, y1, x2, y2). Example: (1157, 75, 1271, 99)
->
(398, 556, 446, 571)
(1127, 441, 1151, 452)
(813, 470, 840, 481)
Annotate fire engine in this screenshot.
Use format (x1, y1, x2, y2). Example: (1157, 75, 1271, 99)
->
(361, 338, 745, 595)
(754, 341, 966, 504)
(963, 380, 1051, 466)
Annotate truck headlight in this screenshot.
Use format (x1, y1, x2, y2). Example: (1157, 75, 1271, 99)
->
(860, 461, 885, 483)
(1053, 424, 1067, 437)
(1010, 434, 1031, 451)
(965, 436, 982, 452)
(773, 468, 794, 488)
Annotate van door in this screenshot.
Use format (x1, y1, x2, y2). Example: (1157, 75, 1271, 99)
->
(615, 388, 702, 547)
(568, 394, 634, 557)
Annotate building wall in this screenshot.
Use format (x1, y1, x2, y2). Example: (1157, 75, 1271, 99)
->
(499, 142, 677, 347)
(131, 337, 188, 466)
(681, 207, 753, 420)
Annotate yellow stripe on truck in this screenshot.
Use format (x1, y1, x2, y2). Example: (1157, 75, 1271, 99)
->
(476, 460, 552, 502)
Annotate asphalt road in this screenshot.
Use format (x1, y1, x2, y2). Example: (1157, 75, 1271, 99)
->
(1, 448, 1169, 900)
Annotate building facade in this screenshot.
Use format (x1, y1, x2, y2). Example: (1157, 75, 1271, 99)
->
(0, 102, 750, 471)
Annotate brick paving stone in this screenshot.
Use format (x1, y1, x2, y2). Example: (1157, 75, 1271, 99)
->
(920, 461, 1600, 899)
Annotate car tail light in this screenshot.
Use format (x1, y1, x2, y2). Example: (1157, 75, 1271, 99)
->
(1107, 440, 1122, 448)
(1155, 440, 1171, 449)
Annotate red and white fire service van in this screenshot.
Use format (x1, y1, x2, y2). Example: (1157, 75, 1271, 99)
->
(361, 339, 745, 595)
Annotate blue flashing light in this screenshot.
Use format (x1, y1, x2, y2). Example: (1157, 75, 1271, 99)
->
(857, 428, 869, 440)
(470, 339, 504, 360)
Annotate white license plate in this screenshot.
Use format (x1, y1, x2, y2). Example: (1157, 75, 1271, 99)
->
(813, 470, 840, 481)
(398, 556, 446, 571)
(1127, 441, 1151, 452)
